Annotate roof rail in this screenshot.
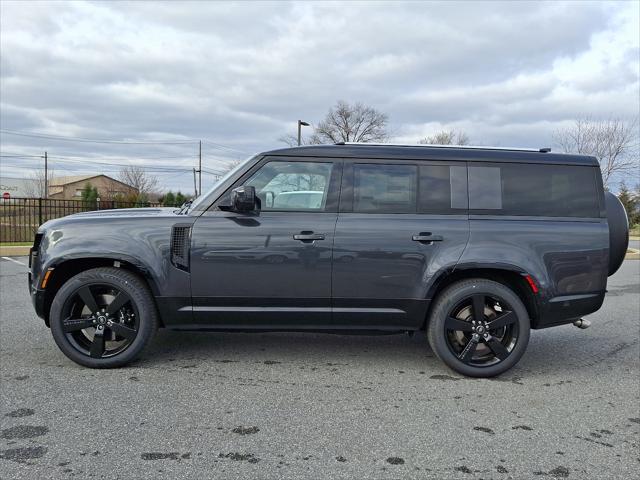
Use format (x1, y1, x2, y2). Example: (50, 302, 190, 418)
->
(334, 142, 551, 153)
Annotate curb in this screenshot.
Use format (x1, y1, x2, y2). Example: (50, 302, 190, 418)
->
(0, 246, 30, 257)
(626, 247, 640, 260)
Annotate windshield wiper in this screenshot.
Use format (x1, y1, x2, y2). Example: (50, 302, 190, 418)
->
(175, 200, 193, 215)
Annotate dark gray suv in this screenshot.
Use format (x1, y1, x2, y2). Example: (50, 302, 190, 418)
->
(28, 144, 629, 377)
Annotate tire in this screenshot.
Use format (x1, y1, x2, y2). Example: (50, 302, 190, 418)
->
(50, 267, 158, 368)
(605, 191, 629, 276)
(427, 279, 530, 378)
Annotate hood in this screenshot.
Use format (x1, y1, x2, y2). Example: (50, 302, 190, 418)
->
(38, 207, 181, 232)
(67, 207, 179, 218)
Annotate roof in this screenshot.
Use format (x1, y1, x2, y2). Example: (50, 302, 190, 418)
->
(48, 175, 98, 186)
(48, 174, 136, 190)
(260, 144, 599, 166)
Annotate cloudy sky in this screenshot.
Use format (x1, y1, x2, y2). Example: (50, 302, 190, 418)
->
(1, 0, 638, 192)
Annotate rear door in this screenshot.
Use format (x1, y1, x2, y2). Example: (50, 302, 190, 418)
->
(190, 156, 342, 328)
(331, 159, 470, 329)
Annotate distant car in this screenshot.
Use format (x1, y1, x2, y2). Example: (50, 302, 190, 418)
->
(29, 143, 629, 377)
(272, 190, 324, 209)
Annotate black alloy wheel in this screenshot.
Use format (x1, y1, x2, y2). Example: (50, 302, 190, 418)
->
(444, 293, 519, 367)
(50, 267, 158, 368)
(427, 279, 530, 377)
(61, 284, 139, 359)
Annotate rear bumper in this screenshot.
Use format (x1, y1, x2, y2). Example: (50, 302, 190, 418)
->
(535, 292, 606, 329)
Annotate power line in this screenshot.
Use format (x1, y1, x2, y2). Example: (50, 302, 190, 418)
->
(1, 130, 251, 157)
(201, 138, 248, 156)
(1, 149, 198, 161)
(0, 154, 45, 158)
(1, 157, 227, 175)
(2, 154, 229, 174)
(0, 129, 198, 145)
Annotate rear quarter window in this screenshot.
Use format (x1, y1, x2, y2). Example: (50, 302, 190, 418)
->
(469, 163, 600, 218)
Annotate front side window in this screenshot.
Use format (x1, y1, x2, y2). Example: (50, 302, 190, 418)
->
(244, 161, 334, 211)
(353, 164, 417, 213)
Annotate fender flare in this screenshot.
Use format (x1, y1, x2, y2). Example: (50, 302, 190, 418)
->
(424, 261, 541, 326)
(44, 252, 161, 296)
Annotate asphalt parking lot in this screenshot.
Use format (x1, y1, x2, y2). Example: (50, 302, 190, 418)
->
(1, 257, 638, 479)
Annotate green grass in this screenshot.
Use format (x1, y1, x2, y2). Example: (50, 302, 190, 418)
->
(0, 242, 32, 247)
(630, 225, 640, 237)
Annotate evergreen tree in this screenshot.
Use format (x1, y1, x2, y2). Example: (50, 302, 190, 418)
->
(618, 182, 639, 226)
(162, 191, 176, 206)
(80, 182, 98, 205)
(135, 192, 149, 207)
(175, 191, 186, 205)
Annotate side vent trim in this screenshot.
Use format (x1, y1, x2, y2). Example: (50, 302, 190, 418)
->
(170, 224, 192, 271)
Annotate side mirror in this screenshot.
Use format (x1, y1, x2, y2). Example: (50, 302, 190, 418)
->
(231, 185, 258, 213)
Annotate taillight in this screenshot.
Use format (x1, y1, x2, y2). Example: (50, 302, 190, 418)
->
(523, 274, 539, 294)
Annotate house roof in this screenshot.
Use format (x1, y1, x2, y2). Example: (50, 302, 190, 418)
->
(48, 174, 136, 190)
(48, 175, 101, 186)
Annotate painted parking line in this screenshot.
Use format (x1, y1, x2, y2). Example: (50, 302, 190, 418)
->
(1, 256, 27, 266)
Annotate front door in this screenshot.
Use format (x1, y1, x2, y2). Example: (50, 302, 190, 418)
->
(190, 157, 342, 328)
(332, 160, 470, 329)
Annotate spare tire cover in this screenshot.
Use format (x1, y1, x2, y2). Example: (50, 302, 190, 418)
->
(605, 191, 629, 276)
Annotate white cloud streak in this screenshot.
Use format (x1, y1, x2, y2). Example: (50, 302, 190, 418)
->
(1, 0, 638, 190)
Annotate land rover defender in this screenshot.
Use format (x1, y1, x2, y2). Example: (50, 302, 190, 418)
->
(29, 144, 629, 377)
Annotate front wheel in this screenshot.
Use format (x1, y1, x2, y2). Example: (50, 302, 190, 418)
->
(50, 267, 158, 368)
(427, 279, 530, 378)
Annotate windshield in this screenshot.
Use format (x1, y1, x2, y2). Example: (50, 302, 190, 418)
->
(189, 155, 257, 212)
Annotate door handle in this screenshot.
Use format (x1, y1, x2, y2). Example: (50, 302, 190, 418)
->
(293, 232, 325, 242)
(412, 233, 443, 243)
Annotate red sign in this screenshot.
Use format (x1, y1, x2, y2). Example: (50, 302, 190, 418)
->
(2, 192, 10, 200)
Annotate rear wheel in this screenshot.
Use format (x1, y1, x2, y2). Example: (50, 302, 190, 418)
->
(50, 267, 158, 368)
(427, 279, 530, 377)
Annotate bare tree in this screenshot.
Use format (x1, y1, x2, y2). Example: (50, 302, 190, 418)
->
(278, 134, 301, 147)
(117, 165, 159, 195)
(311, 101, 389, 144)
(277, 101, 387, 146)
(23, 168, 55, 198)
(419, 129, 470, 146)
(553, 117, 639, 186)
(220, 160, 242, 174)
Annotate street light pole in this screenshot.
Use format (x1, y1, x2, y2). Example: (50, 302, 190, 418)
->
(297, 120, 310, 146)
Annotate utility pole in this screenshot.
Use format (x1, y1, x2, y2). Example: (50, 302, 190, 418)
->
(193, 168, 198, 197)
(44, 151, 48, 198)
(198, 140, 202, 197)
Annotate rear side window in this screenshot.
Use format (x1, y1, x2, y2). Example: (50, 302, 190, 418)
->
(353, 164, 417, 213)
(419, 164, 468, 213)
(469, 163, 600, 217)
(347, 162, 468, 214)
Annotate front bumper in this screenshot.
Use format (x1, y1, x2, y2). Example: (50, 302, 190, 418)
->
(28, 245, 48, 324)
(29, 276, 47, 322)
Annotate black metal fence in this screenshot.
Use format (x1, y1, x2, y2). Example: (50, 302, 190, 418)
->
(0, 197, 172, 243)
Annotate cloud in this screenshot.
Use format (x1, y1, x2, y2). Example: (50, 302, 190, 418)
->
(1, 0, 638, 190)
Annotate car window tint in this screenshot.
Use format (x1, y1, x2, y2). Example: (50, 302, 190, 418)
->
(419, 164, 468, 213)
(469, 163, 600, 217)
(468, 166, 503, 210)
(244, 161, 333, 211)
(353, 164, 417, 213)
